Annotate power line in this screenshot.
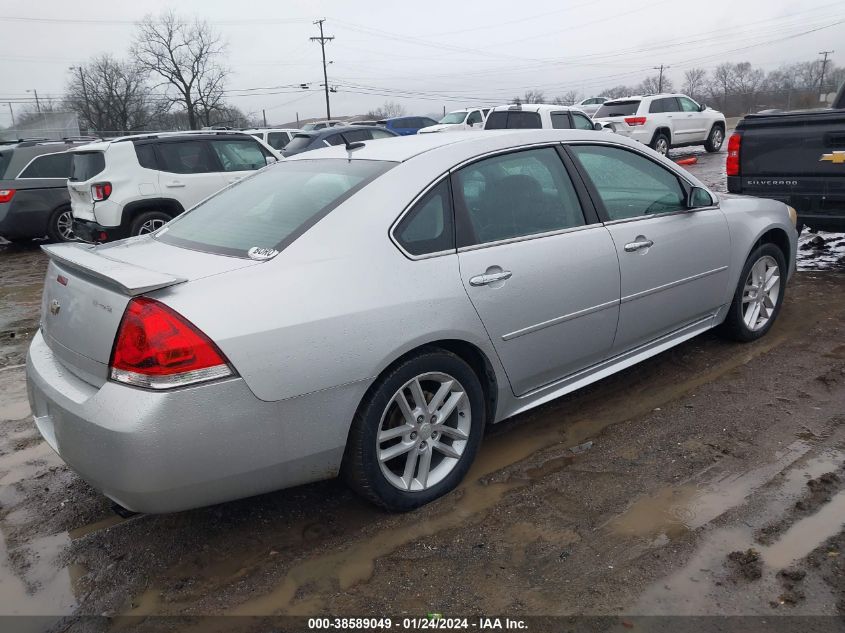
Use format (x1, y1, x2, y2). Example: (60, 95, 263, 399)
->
(310, 18, 334, 120)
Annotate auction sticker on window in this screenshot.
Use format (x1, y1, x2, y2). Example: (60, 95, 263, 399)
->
(248, 246, 279, 260)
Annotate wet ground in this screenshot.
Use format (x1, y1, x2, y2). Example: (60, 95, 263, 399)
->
(1, 149, 845, 632)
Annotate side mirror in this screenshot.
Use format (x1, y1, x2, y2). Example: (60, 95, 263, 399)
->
(688, 186, 714, 209)
(699, 103, 707, 112)
(593, 121, 604, 131)
(265, 155, 278, 165)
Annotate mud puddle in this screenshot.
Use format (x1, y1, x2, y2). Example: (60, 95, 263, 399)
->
(762, 490, 845, 569)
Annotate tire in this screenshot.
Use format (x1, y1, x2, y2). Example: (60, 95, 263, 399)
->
(46, 206, 75, 242)
(650, 131, 670, 156)
(129, 211, 171, 236)
(704, 125, 725, 153)
(342, 348, 486, 511)
(718, 243, 787, 342)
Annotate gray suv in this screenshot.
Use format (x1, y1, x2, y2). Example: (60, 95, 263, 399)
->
(0, 138, 97, 243)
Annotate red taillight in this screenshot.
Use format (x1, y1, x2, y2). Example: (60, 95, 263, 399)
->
(624, 117, 647, 126)
(0, 189, 16, 203)
(91, 182, 112, 201)
(726, 132, 741, 177)
(110, 297, 233, 389)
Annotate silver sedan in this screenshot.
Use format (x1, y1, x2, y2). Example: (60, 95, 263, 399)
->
(26, 130, 798, 513)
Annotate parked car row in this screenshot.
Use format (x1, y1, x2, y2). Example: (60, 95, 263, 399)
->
(0, 93, 726, 245)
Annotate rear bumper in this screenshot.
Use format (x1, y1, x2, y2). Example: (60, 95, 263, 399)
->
(72, 218, 126, 243)
(26, 330, 356, 513)
(0, 202, 51, 240)
(725, 179, 845, 231)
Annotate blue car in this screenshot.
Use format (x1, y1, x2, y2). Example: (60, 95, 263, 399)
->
(378, 116, 439, 136)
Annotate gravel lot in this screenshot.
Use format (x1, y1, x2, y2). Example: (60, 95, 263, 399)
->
(1, 147, 844, 632)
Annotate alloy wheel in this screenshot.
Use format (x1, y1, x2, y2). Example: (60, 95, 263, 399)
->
(655, 138, 669, 155)
(741, 255, 780, 331)
(712, 129, 723, 148)
(138, 218, 167, 235)
(376, 372, 471, 492)
(56, 210, 75, 241)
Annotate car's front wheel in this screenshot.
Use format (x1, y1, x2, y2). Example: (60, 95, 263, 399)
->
(343, 349, 486, 511)
(719, 244, 787, 342)
(130, 211, 171, 236)
(704, 125, 725, 152)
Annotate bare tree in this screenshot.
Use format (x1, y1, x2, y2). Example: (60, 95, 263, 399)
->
(682, 68, 707, 101)
(64, 55, 157, 134)
(600, 85, 633, 99)
(638, 75, 673, 95)
(132, 11, 228, 130)
(366, 101, 406, 119)
(553, 90, 580, 106)
(511, 90, 545, 105)
(711, 63, 736, 111)
(732, 61, 764, 111)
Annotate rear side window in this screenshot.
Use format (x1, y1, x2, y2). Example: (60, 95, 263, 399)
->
(18, 152, 72, 178)
(210, 138, 268, 172)
(551, 112, 571, 129)
(485, 111, 542, 129)
(156, 159, 394, 257)
(595, 100, 641, 118)
(369, 129, 395, 140)
(649, 97, 679, 113)
(0, 151, 11, 179)
(394, 179, 454, 256)
(156, 141, 217, 174)
(267, 132, 290, 150)
(134, 144, 158, 170)
(285, 134, 315, 152)
(70, 151, 105, 181)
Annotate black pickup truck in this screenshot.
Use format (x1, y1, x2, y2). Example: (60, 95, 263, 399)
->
(727, 82, 845, 232)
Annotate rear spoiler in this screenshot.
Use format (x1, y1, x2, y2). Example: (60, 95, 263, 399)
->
(41, 243, 186, 296)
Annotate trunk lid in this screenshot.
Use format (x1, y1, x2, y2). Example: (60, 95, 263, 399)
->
(39, 238, 258, 384)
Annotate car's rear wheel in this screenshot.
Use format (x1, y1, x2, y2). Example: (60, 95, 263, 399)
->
(651, 131, 670, 156)
(718, 244, 786, 342)
(130, 211, 170, 236)
(47, 206, 75, 242)
(343, 349, 485, 511)
(704, 125, 725, 152)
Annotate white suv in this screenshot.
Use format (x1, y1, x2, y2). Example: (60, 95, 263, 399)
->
(418, 108, 489, 133)
(593, 94, 726, 155)
(483, 103, 601, 130)
(67, 131, 281, 241)
(243, 128, 301, 151)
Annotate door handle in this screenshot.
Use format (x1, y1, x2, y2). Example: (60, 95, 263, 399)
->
(165, 180, 185, 188)
(624, 238, 654, 252)
(469, 271, 512, 286)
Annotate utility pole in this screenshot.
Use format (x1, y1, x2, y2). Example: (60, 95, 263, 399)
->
(310, 19, 334, 120)
(653, 65, 669, 93)
(819, 51, 834, 102)
(262, 109, 267, 127)
(27, 89, 42, 114)
(7, 103, 14, 127)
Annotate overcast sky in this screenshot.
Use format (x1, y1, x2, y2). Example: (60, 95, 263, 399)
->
(1, 0, 842, 127)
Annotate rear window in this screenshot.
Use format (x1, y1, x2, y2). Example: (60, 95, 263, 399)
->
(155, 159, 395, 257)
(595, 100, 641, 118)
(484, 111, 542, 129)
(69, 151, 105, 181)
(284, 134, 315, 152)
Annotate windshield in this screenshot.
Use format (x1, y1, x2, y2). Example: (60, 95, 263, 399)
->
(439, 111, 468, 125)
(69, 151, 105, 181)
(156, 159, 395, 257)
(595, 100, 641, 118)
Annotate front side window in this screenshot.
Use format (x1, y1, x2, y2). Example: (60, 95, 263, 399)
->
(466, 111, 482, 125)
(18, 152, 72, 179)
(551, 112, 571, 129)
(157, 159, 394, 256)
(156, 141, 217, 174)
(679, 96, 700, 112)
(394, 179, 454, 256)
(484, 111, 542, 130)
(210, 139, 267, 172)
(454, 147, 586, 246)
(570, 145, 686, 220)
(572, 113, 595, 130)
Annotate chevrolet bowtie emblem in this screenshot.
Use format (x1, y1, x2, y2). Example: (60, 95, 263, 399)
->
(49, 299, 61, 316)
(821, 151, 845, 164)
